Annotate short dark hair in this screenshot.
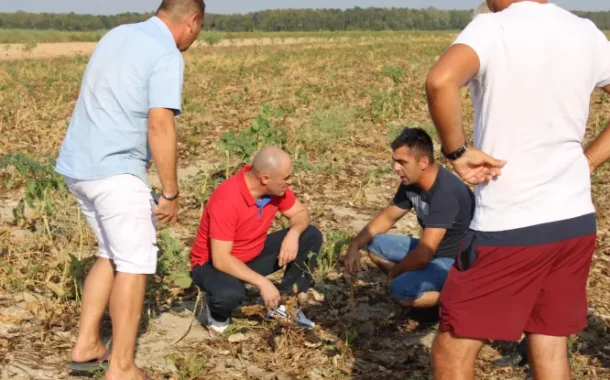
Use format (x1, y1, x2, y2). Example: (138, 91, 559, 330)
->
(391, 127, 435, 163)
(157, 0, 206, 20)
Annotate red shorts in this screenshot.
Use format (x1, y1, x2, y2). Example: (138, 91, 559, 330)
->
(439, 213, 596, 341)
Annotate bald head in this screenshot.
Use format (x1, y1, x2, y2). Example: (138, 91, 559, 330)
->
(252, 146, 292, 176)
(157, 0, 206, 24)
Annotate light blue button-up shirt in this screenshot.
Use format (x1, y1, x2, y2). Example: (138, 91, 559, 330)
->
(55, 16, 184, 185)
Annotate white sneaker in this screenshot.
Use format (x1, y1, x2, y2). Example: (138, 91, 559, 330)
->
(204, 302, 230, 336)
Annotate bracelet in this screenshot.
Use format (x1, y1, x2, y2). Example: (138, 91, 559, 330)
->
(162, 192, 179, 201)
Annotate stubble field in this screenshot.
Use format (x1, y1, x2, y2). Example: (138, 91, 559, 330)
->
(1, 31, 609, 380)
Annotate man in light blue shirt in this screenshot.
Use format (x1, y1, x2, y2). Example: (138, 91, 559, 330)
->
(56, 1, 205, 379)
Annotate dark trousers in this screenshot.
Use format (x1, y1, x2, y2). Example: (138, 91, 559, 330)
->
(192, 225, 323, 321)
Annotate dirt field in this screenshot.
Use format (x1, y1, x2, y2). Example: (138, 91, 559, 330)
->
(1, 32, 609, 380)
(0, 37, 359, 61)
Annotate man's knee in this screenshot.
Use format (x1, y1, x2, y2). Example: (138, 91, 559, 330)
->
(303, 225, 323, 248)
(432, 331, 485, 366)
(366, 235, 386, 257)
(299, 225, 323, 258)
(527, 334, 569, 361)
(208, 287, 246, 312)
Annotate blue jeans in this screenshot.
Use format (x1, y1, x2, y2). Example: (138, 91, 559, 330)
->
(367, 234, 454, 302)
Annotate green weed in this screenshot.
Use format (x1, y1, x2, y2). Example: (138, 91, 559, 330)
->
(219, 105, 287, 163)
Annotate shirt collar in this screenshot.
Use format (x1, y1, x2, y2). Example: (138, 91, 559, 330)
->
(149, 16, 178, 50)
(238, 165, 257, 206)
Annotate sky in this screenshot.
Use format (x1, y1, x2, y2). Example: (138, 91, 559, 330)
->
(0, 0, 607, 15)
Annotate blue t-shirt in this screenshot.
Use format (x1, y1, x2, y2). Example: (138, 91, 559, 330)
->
(55, 16, 184, 185)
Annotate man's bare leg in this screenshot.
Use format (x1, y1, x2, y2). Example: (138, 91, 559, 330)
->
(527, 334, 571, 380)
(396, 291, 440, 308)
(368, 252, 395, 274)
(432, 331, 485, 380)
(71, 258, 115, 362)
(105, 272, 148, 380)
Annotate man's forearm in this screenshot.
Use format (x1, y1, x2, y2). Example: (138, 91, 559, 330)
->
(213, 255, 268, 288)
(391, 245, 434, 276)
(350, 213, 394, 250)
(585, 119, 610, 171)
(149, 120, 178, 196)
(426, 79, 466, 154)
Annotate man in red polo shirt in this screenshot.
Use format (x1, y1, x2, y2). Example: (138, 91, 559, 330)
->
(190, 146, 323, 335)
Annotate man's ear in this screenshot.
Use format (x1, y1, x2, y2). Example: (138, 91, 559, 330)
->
(260, 174, 270, 185)
(188, 12, 199, 31)
(419, 155, 431, 170)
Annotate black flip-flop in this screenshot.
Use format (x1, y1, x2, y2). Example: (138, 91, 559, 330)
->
(68, 350, 111, 372)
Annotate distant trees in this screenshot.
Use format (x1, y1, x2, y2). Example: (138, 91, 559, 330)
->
(0, 7, 608, 32)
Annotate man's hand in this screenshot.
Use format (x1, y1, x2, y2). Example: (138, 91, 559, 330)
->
(451, 147, 506, 185)
(278, 230, 299, 267)
(259, 278, 281, 310)
(344, 244, 362, 274)
(153, 197, 178, 225)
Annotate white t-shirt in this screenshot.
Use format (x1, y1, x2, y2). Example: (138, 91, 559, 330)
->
(452, 1, 610, 232)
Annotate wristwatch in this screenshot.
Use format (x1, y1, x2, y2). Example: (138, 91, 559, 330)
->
(442, 143, 468, 161)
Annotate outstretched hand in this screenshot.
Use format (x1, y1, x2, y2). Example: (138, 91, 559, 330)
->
(451, 147, 506, 185)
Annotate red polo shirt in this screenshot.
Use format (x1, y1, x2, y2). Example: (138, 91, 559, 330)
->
(190, 165, 296, 268)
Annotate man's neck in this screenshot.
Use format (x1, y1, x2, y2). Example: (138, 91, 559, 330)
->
(155, 12, 181, 47)
(416, 164, 439, 192)
(244, 171, 266, 201)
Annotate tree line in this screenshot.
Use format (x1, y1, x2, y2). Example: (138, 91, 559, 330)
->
(0, 7, 609, 32)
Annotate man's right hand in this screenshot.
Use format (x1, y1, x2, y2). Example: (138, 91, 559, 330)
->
(344, 244, 362, 274)
(259, 278, 281, 310)
(153, 196, 178, 225)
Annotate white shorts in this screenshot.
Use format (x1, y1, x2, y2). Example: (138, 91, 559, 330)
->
(65, 174, 158, 274)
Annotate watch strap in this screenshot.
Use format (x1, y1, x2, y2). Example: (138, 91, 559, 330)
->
(161, 192, 179, 201)
(442, 144, 468, 161)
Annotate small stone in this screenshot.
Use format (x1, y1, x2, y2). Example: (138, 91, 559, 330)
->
(227, 333, 248, 343)
(309, 289, 325, 302)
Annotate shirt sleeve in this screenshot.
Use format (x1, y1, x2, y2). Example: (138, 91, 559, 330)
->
(148, 53, 184, 116)
(594, 29, 610, 88)
(208, 197, 238, 241)
(426, 191, 459, 229)
(278, 187, 297, 212)
(392, 184, 413, 210)
(451, 14, 500, 79)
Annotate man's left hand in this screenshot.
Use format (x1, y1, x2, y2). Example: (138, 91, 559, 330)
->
(278, 230, 300, 267)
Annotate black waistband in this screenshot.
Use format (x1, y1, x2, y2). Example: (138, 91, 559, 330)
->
(473, 213, 596, 246)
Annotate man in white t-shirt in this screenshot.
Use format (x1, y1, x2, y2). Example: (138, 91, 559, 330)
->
(424, 1, 610, 379)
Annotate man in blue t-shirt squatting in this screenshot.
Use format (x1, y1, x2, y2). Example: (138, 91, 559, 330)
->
(54, 1, 205, 379)
(344, 127, 475, 313)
